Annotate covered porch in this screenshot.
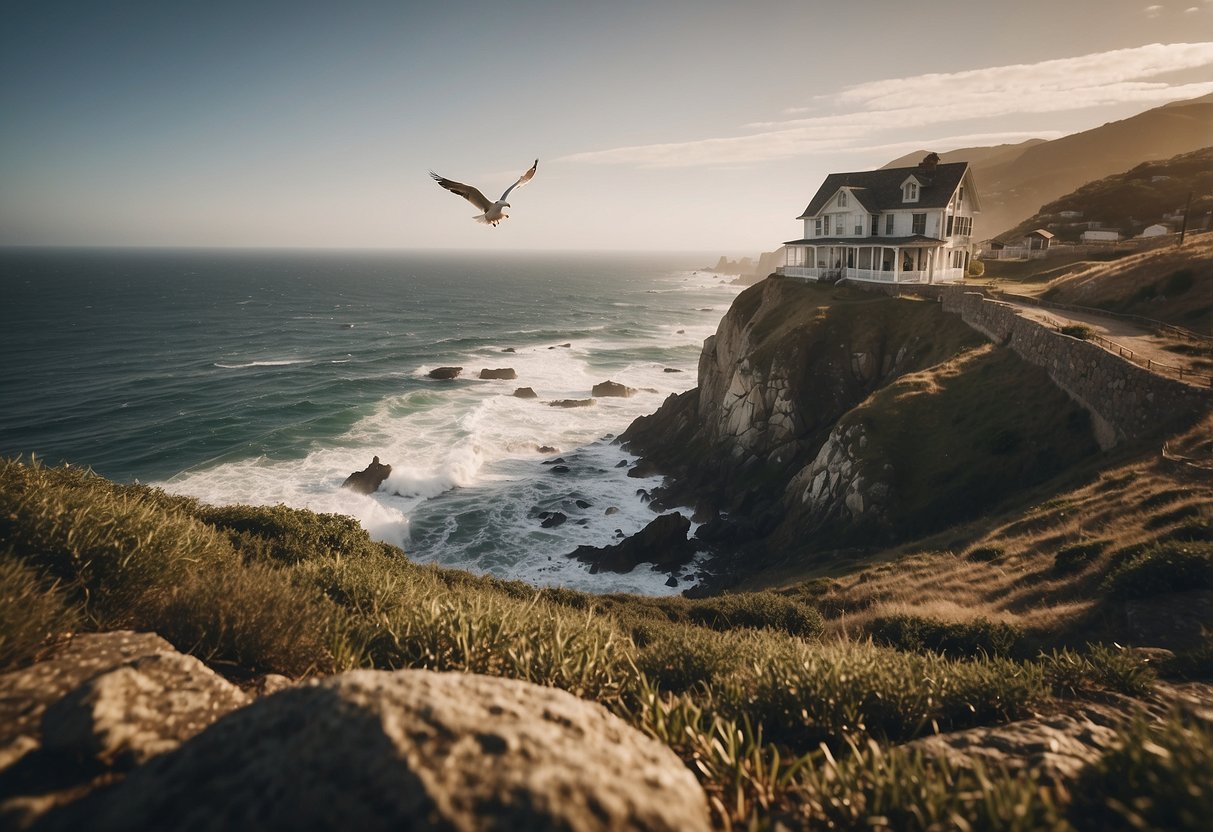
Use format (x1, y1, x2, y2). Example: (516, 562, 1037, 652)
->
(777, 238, 964, 284)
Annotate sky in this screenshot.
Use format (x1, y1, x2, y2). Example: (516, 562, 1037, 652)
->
(1, 0, 1211, 253)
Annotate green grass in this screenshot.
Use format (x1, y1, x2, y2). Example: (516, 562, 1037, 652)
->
(0, 459, 1194, 831)
(868, 613, 1027, 659)
(1102, 541, 1213, 600)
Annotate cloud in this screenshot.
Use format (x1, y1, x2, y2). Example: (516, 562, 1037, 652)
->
(1144, 4, 1163, 16)
(558, 43, 1213, 169)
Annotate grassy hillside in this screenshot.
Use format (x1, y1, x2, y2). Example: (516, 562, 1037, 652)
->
(1029, 232, 1213, 336)
(4, 456, 1213, 829)
(1000, 146, 1213, 243)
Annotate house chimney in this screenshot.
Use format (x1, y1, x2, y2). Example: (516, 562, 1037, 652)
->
(919, 152, 940, 173)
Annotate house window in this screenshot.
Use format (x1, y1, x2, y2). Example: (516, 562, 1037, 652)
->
(912, 213, 926, 235)
(854, 216, 863, 235)
(904, 181, 919, 202)
(815, 218, 823, 236)
(838, 191, 848, 207)
(946, 216, 954, 236)
(871, 215, 879, 236)
(835, 216, 844, 235)
(885, 214, 894, 235)
(958, 186, 965, 204)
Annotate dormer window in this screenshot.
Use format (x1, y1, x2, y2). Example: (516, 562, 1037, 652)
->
(838, 191, 848, 207)
(903, 180, 919, 202)
(958, 186, 965, 205)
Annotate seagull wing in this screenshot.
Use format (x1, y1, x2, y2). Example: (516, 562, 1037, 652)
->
(498, 159, 539, 202)
(430, 173, 493, 212)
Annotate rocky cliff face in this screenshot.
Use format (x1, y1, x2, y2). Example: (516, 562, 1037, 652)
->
(622, 277, 1100, 577)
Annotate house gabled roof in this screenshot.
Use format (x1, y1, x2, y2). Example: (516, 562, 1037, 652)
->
(798, 161, 970, 219)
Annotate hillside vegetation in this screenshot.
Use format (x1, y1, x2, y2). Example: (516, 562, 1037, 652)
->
(1027, 231, 1213, 336)
(884, 94, 1213, 238)
(3, 457, 1213, 829)
(1000, 146, 1213, 243)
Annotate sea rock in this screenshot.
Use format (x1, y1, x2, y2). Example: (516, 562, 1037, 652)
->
(502, 347, 516, 353)
(513, 387, 538, 399)
(341, 456, 392, 495)
(41, 651, 249, 768)
(536, 445, 558, 453)
(616, 460, 629, 468)
(46, 670, 711, 832)
(479, 368, 517, 380)
(550, 466, 571, 474)
(427, 366, 462, 380)
(592, 381, 636, 398)
(568, 513, 696, 574)
(575, 499, 592, 509)
(605, 507, 621, 516)
(663, 368, 683, 373)
(549, 399, 594, 408)
(540, 512, 568, 528)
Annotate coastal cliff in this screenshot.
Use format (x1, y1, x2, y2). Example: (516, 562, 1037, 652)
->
(622, 277, 1101, 574)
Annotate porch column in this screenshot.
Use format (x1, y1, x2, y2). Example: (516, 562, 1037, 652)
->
(894, 247, 901, 283)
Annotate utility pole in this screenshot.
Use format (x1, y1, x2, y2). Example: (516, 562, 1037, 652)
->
(1178, 191, 1192, 247)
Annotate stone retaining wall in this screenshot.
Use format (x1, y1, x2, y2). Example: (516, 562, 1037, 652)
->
(938, 286, 1210, 448)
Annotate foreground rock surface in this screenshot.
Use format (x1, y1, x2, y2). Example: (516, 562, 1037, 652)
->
(45, 669, 711, 832)
(0, 632, 248, 829)
(340, 456, 392, 495)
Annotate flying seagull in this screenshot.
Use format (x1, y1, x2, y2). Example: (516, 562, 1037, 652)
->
(430, 159, 539, 226)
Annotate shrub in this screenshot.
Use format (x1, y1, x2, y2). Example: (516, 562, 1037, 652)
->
(195, 503, 379, 565)
(1165, 268, 1195, 296)
(1102, 541, 1213, 600)
(1053, 539, 1110, 575)
(1040, 645, 1156, 698)
(153, 561, 352, 677)
(965, 545, 1004, 563)
(686, 592, 825, 638)
(0, 555, 77, 671)
(967, 259, 986, 277)
(869, 614, 1025, 659)
(632, 621, 744, 692)
(1071, 717, 1213, 831)
(1060, 324, 1095, 340)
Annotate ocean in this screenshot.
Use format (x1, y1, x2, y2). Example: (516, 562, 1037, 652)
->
(0, 248, 743, 594)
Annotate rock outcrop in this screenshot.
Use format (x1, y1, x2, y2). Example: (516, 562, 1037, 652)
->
(592, 381, 636, 398)
(621, 277, 1101, 577)
(0, 632, 249, 828)
(513, 387, 538, 399)
(44, 669, 711, 832)
(427, 366, 463, 380)
(341, 456, 392, 495)
(549, 399, 594, 408)
(568, 512, 696, 574)
(479, 368, 517, 380)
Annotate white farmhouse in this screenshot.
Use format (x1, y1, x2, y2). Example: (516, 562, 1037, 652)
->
(1080, 230, 1121, 244)
(1139, 224, 1170, 238)
(778, 154, 980, 284)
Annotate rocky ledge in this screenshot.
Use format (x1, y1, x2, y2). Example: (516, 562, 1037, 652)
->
(1, 632, 710, 832)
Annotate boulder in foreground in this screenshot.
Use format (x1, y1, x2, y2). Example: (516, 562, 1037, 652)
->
(340, 456, 391, 495)
(48, 669, 711, 832)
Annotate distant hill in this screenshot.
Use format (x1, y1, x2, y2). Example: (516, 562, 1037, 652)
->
(1000, 146, 1213, 243)
(883, 95, 1213, 239)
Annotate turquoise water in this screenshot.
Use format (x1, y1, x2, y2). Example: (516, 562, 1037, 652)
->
(0, 248, 742, 592)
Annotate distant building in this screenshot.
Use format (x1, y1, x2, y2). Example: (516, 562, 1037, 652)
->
(777, 153, 980, 284)
(1080, 230, 1121, 244)
(1024, 229, 1054, 250)
(1059, 210, 1083, 219)
(1139, 224, 1170, 238)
